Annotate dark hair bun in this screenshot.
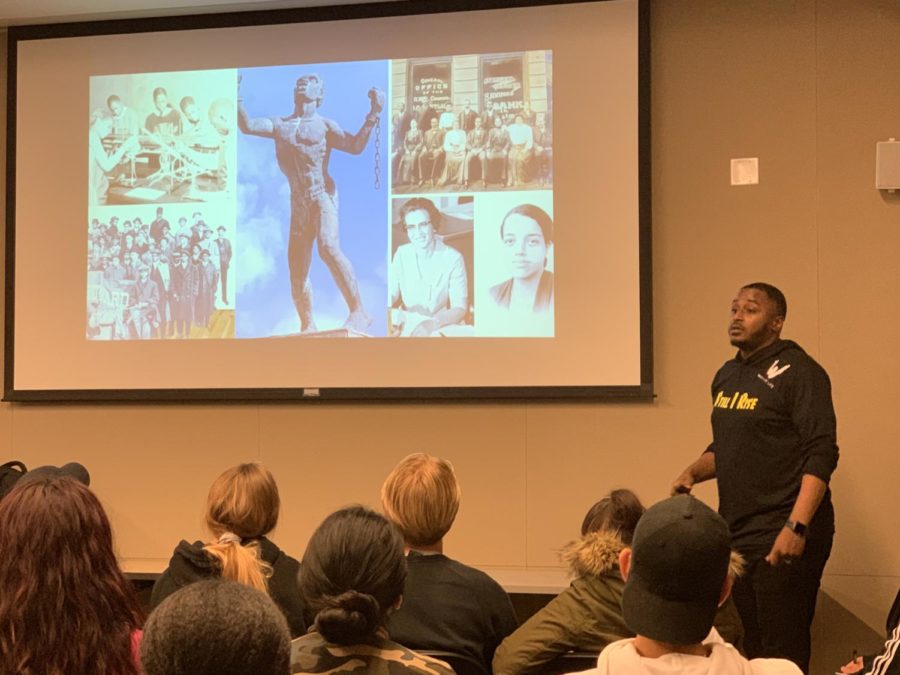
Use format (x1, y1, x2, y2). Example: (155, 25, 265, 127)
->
(314, 591, 381, 644)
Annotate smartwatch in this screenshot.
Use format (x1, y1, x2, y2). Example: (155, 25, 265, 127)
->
(785, 519, 807, 537)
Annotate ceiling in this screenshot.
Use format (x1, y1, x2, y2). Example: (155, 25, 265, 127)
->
(0, 0, 397, 27)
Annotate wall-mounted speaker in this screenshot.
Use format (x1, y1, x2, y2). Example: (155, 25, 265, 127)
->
(876, 140, 900, 190)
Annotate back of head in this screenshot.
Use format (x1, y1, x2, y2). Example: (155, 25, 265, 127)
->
(380, 452, 460, 547)
(580, 488, 645, 543)
(203, 463, 279, 592)
(142, 579, 290, 675)
(0, 477, 142, 675)
(621, 494, 731, 646)
(300, 506, 407, 645)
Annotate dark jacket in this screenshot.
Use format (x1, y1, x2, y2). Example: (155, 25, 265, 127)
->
(707, 339, 839, 556)
(387, 551, 518, 674)
(492, 531, 744, 675)
(151, 536, 306, 638)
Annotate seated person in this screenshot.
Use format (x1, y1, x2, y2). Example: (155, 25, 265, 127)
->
(396, 118, 424, 186)
(382, 453, 518, 674)
(292, 505, 454, 674)
(579, 495, 800, 675)
(839, 588, 899, 674)
(89, 109, 140, 205)
(151, 463, 306, 637)
(493, 490, 743, 674)
(390, 198, 468, 337)
(439, 119, 467, 187)
(464, 116, 489, 188)
(485, 116, 510, 185)
(418, 117, 445, 186)
(142, 580, 291, 675)
(506, 114, 534, 187)
(145, 86, 182, 136)
(0, 475, 143, 675)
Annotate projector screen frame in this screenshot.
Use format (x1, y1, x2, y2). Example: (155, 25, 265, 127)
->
(4, 0, 653, 403)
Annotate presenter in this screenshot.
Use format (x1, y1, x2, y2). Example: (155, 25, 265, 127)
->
(671, 282, 838, 674)
(238, 73, 383, 333)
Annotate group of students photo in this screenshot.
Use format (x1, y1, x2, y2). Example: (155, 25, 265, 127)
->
(86, 205, 234, 340)
(391, 98, 552, 193)
(89, 70, 235, 206)
(0, 452, 895, 675)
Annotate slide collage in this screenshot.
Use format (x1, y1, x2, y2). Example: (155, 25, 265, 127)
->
(85, 50, 554, 340)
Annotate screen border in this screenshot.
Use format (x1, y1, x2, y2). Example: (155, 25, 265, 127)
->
(3, 0, 653, 403)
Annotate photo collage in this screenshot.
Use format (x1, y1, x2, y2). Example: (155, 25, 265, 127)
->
(86, 50, 553, 340)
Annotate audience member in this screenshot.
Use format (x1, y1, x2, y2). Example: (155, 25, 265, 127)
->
(292, 505, 454, 674)
(382, 453, 517, 674)
(142, 579, 291, 675)
(579, 494, 800, 674)
(493, 489, 743, 674)
(0, 476, 143, 675)
(151, 463, 306, 637)
(839, 588, 900, 674)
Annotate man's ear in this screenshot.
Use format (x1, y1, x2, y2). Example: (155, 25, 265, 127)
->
(718, 575, 734, 607)
(619, 548, 632, 582)
(770, 315, 785, 334)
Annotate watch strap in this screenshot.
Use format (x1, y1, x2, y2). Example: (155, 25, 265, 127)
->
(785, 519, 807, 537)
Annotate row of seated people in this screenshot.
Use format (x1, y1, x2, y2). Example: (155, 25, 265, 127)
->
(0, 458, 895, 675)
(393, 114, 552, 189)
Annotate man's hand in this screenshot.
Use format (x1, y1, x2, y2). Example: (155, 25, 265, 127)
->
(671, 469, 695, 495)
(765, 527, 806, 566)
(839, 656, 864, 673)
(369, 88, 385, 115)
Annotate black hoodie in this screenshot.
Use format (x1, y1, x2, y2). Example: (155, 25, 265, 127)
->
(705, 339, 838, 556)
(150, 536, 306, 637)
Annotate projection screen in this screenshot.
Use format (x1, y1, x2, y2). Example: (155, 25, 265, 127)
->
(4, 0, 651, 401)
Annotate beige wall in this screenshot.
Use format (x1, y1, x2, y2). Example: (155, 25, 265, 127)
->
(1, 0, 898, 634)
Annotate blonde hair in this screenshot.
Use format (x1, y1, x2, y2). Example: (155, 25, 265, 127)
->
(202, 463, 279, 593)
(380, 453, 460, 547)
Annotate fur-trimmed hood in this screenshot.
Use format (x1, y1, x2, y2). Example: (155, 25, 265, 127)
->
(559, 530, 626, 578)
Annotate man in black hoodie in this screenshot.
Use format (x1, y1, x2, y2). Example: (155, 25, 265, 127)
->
(671, 282, 839, 675)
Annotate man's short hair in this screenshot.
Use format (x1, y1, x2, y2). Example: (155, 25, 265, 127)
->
(179, 96, 195, 112)
(152, 87, 167, 101)
(621, 494, 731, 646)
(106, 95, 121, 108)
(742, 282, 787, 319)
(141, 580, 290, 675)
(380, 453, 460, 547)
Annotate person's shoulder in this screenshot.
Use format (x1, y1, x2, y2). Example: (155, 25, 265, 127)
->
(437, 240, 464, 262)
(379, 639, 456, 674)
(490, 279, 512, 305)
(442, 556, 508, 594)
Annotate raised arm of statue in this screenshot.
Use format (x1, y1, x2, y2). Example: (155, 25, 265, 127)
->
(328, 87, 384, 155)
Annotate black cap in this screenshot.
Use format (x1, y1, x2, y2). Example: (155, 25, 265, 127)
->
(621, 494, 731, 645)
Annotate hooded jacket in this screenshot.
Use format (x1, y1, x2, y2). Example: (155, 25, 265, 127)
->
(492, 532, 744, 675)
(707, 339, 839, 556)
(150, 537, 306, 638)
(583, 629, 800, 675)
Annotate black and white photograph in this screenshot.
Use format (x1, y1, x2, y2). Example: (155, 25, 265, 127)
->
(89, 69, 236, 206)
(390, 50, 553, 194)
(86, 203, 235, 340)
(474, 191, 554, 337)
(389, 196, 475, 337)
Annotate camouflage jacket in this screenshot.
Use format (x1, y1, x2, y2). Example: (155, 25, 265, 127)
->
(291, 631, 454, 675)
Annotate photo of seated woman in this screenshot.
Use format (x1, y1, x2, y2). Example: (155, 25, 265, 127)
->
(475, 194, 554, 337)
(389, 197, 475, 337)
